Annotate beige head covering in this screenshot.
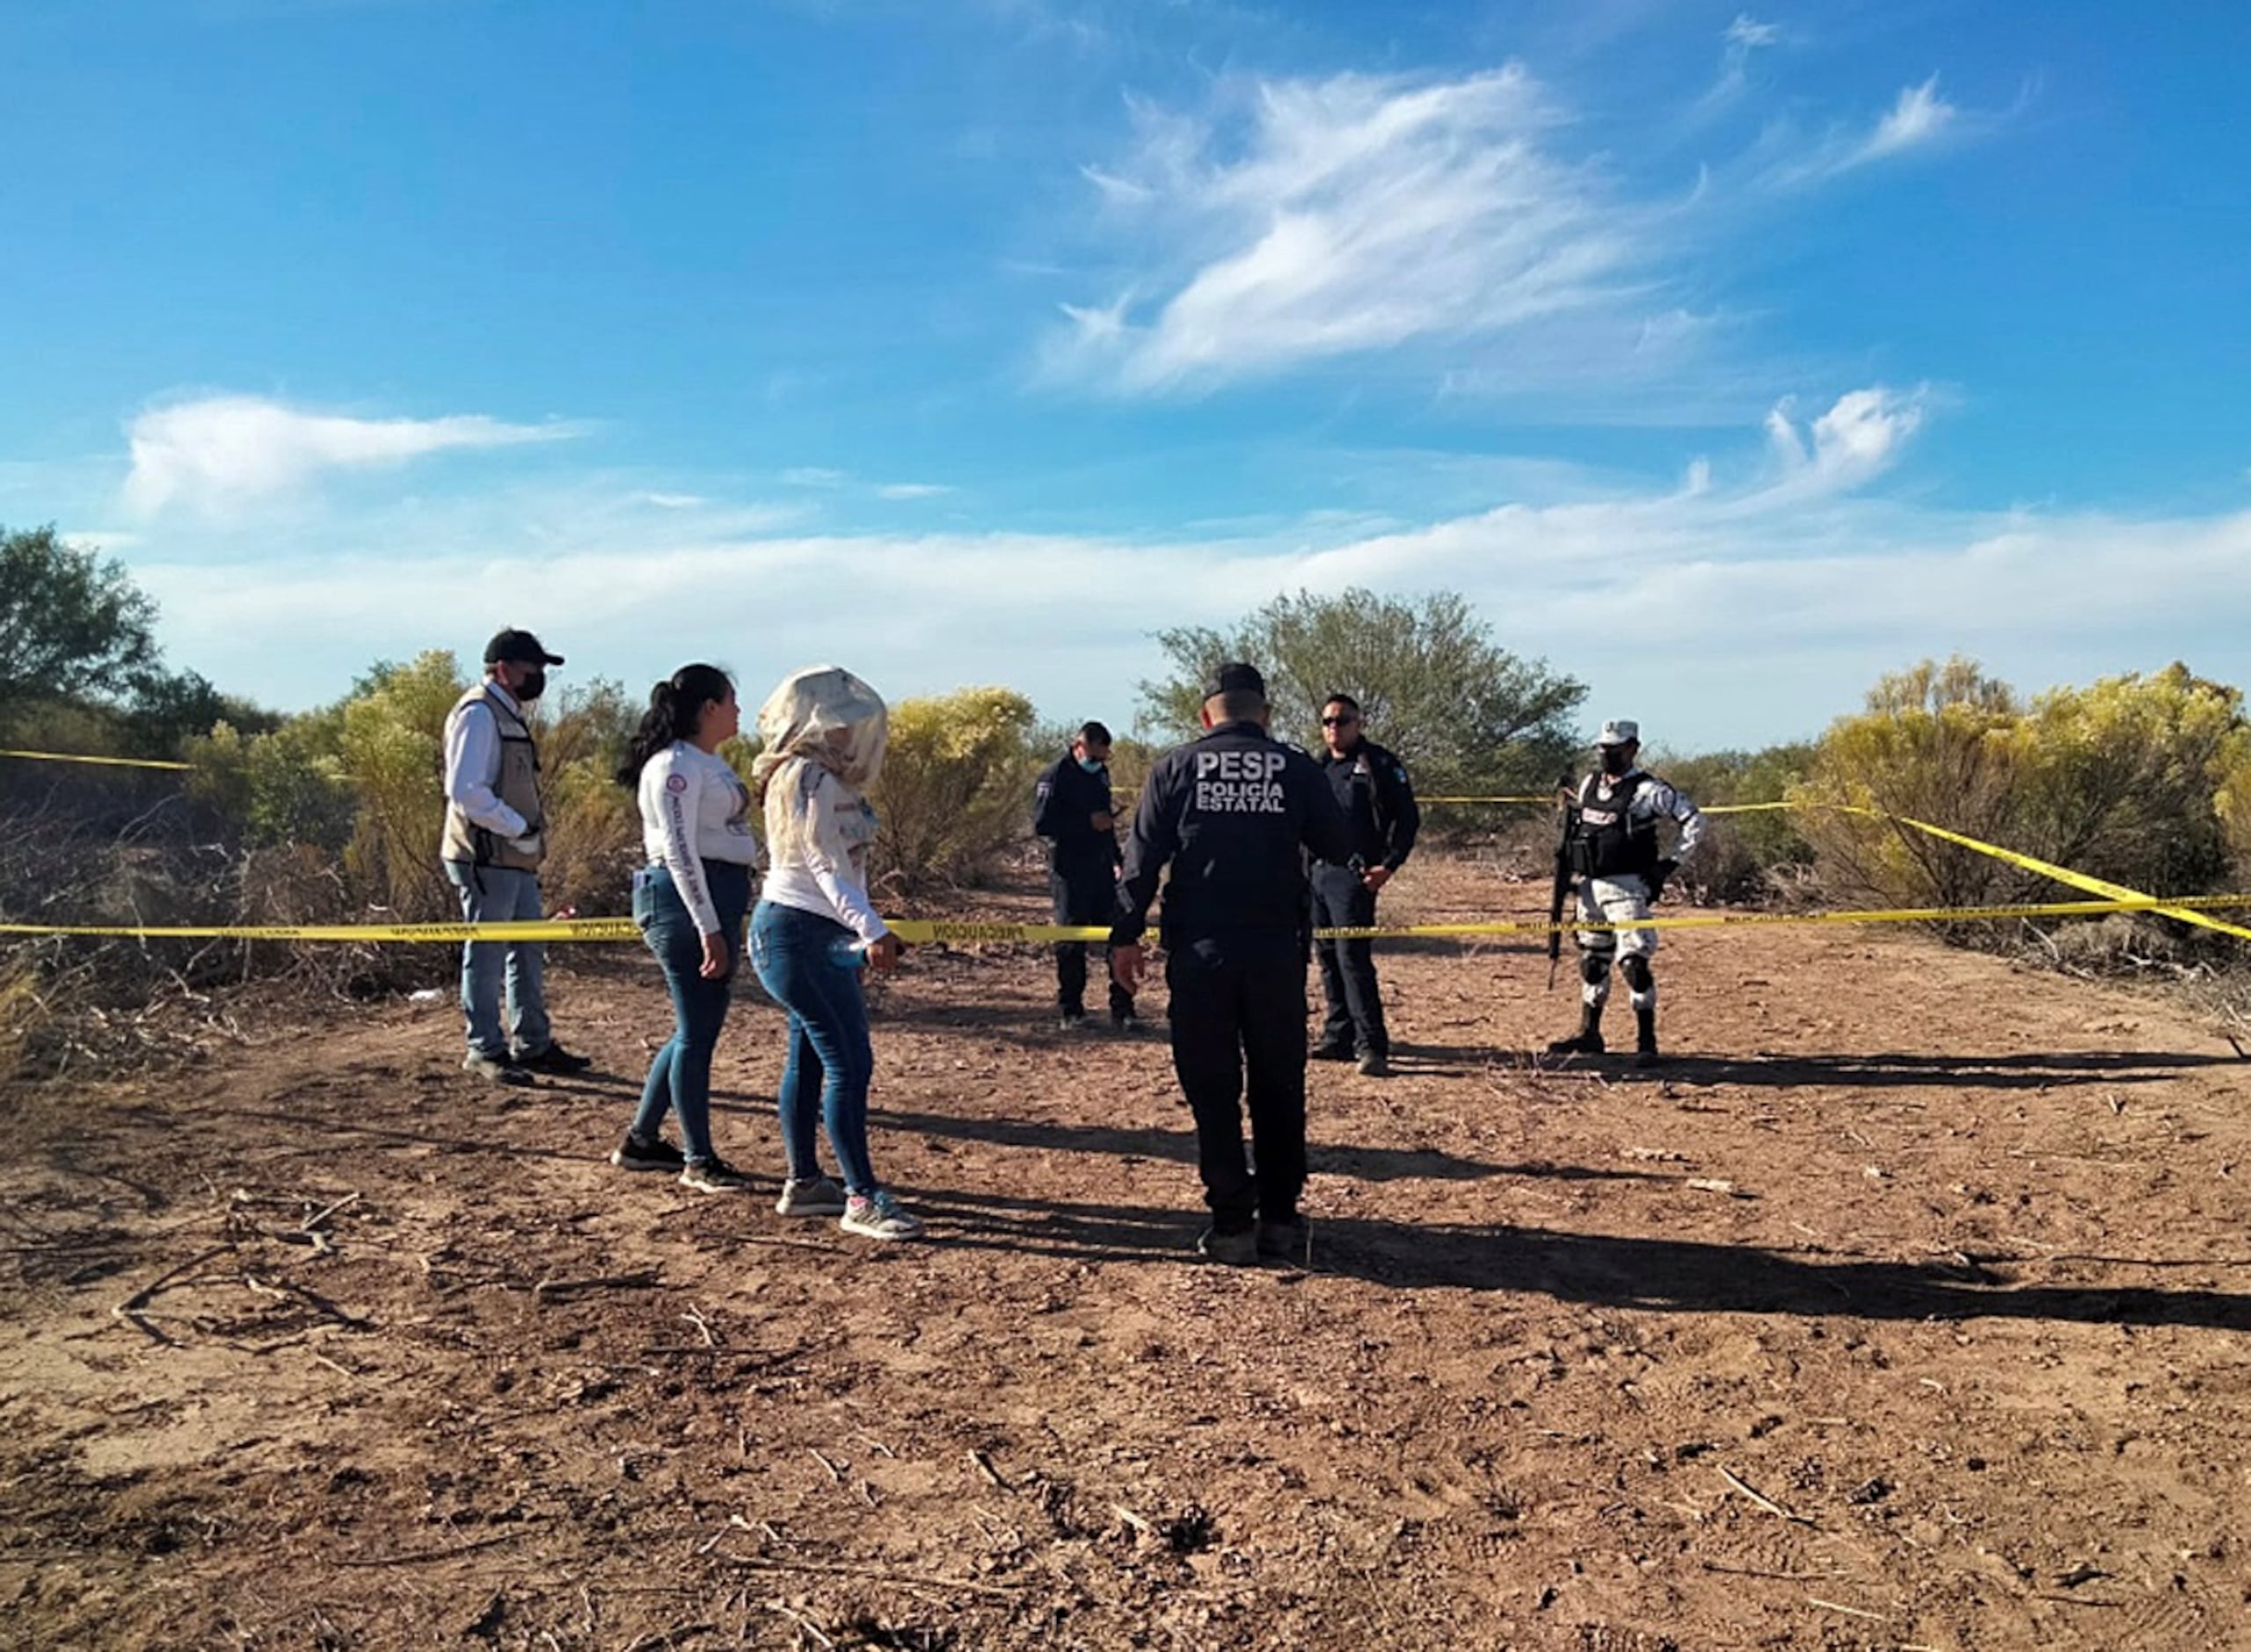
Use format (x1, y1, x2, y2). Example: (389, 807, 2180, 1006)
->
(752, 665, 889, 802)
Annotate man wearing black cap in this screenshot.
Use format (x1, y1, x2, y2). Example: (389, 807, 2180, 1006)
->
(1110, 662, 1353, 1266)
(439, 630, 592, 1084)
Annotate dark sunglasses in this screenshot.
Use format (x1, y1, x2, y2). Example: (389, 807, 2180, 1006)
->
(1321, 715, 1358, 726)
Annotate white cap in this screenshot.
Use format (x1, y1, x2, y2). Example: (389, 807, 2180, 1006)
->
(1596, 718, 1640, 746)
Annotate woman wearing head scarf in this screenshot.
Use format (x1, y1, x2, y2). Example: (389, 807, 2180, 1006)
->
(612, 665, 761, 1192)
(749, 666, 922, 1240)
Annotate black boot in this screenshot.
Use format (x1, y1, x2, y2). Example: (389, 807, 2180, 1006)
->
(1548, 1001, 1605, 1056)
(1634, 1005, 1661, 1067)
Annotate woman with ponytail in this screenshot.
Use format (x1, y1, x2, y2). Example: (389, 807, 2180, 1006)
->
(611, 665, 761, 1192)
(748, 666, 922, 1240)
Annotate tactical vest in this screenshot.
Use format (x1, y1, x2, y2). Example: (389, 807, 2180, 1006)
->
(1568, 772, 1659, 881)
(441, 685, 545, 872)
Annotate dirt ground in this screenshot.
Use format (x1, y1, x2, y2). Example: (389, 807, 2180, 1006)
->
(4, 854, 2250, 1651)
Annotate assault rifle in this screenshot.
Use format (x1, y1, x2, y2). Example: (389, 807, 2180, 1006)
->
(1545, 773, 1577, 990)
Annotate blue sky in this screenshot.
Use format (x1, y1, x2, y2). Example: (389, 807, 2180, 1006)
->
(4, 0, 2247, 750)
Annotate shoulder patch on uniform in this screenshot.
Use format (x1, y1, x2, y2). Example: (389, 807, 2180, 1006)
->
(665, 773, 688, 793)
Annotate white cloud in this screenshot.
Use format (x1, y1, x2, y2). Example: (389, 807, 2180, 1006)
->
(877, 483, 956, 500)
(122, 396, 572, 518)
(1765, 384, 1929, 491)
(1699, 13, 1781, 112)
(781, 466, 851, 487)
(1862, 76, 1956, 161)
(115, 388, 2249, 751)
(1759, 75, 1964, 187)
(1053, 66, 1670, 393)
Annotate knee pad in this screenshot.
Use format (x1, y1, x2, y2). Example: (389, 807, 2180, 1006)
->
(1579, 952, 1611, 988)
(1620, 955, 1652, 994)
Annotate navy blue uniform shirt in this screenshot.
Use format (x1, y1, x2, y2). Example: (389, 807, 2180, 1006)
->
(1111, 719, 1353, 948)
(1032, 750, 1122, 876)
(1315, 737, 1420, 871)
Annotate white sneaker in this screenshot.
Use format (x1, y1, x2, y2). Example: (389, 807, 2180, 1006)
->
(839, 1189, 923, 1241)
(775, 1175, 848, 1218)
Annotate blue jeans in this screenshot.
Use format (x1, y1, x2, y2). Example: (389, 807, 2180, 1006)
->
(749, 900, 878, 1194)
(630, 862, 751, 1165)
(444, 861, 551, 1059)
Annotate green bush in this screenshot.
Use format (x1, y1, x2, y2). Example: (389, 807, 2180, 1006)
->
(1792, 658, 2251, 919)
(1649, 742, 1816, 904)
(873, 687, 1041, 892)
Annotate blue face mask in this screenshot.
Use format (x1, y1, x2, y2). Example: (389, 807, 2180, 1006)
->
(1077, 755, 1105, 774)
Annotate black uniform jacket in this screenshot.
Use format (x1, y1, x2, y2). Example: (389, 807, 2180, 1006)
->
(1111, 719, 1353, 948)
(1032, 751, 1123, 877)
(1315, 738, 1420, 871)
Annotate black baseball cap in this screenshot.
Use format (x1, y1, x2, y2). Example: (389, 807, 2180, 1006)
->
(1203, 660, 1266, 700)
(484, 629, 565, 667)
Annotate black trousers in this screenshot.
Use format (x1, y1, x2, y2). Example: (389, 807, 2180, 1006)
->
(1309, 864, 1388, 1056)
(1052, 867, 1133, 1017)
(1165, 935, 1308, 1233)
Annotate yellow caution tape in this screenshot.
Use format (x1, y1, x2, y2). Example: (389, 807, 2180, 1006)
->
(1701, 801, 2251, 943)
(8, 891, 2247, 947)
(0, 918, 644, 943)
(0, 748, 196, 771)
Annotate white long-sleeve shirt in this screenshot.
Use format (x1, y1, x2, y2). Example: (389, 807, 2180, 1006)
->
(441, 682, 530, 839)
(637, 743, 761, 935)
(760, 759, 889, 945)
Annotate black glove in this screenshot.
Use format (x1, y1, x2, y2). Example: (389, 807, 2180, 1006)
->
(1650, 857, 1679, 900)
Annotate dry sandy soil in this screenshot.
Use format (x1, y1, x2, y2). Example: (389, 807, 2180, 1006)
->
(4, 855, 2250, 1650)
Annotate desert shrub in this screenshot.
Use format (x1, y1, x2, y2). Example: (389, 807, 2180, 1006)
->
(538, 677, 646, 917)
(1793, 658, 2251, 923)
(1650, 743, 1817, 905)
(874, 687, 1040, 891)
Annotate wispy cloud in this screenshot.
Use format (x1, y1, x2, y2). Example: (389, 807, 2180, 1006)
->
(1697, 13, 1781, 114)
(122, 395, 573, 518)
(877, 482, 956, 501)
(1051, 66, 1672, 393)
(1758, 74, 1965, 188)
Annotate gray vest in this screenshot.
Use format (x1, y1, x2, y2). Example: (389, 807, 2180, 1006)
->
(441, 684, 544, 871)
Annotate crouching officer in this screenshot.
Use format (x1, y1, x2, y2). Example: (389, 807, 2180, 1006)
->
(1310, 694, 1420, 1076)
(1111, 663, 1352, 1266)
(1033, 720, 1135, 1031)
(1548, 719, 1704, 1066)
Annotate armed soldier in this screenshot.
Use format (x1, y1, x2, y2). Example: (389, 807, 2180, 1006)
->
(1548, 719, 1704, 1066)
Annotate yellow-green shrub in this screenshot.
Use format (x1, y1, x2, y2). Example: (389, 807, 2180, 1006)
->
(873, 687, 1039, 891)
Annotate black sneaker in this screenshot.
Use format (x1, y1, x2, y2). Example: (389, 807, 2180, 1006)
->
(1355, 1051, 1390, 1078)
(1196, 1226, 1260, 1267)
(1546, 1032, 1605, 1056)
(609, 1132, 686, 1173)
(1310, 1042, 1356, 1063)
(1058, 1010, 1089, 1032)
(515, 1042, 594, 1075)
(1257, 1216, 1309, 1265)
(1111, 1013, 1141, 1036)
(679, 1156, 754, 1194)
(464, 1051, 532, 1086)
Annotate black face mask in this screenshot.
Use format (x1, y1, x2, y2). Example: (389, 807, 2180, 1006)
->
(1599, 745, 1633, 775)
(516, 667, 547, 702)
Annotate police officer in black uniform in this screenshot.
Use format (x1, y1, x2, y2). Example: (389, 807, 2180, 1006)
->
(1032, 720, 1134, 1031)
(1110, 663, 1353, 1266)
(1309, 693, 1420, 1077)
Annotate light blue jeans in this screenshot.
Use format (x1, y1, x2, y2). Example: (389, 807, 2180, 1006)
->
(748, 900, 878, 1194)
(443, 861, 551, 1059)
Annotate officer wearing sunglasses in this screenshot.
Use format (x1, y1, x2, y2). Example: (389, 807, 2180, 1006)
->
(1309, 694, 1420, 1076)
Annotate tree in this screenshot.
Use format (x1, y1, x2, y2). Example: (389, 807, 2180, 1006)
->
(0, 524, 163, 712)
(1138, 588, 1586, 795)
